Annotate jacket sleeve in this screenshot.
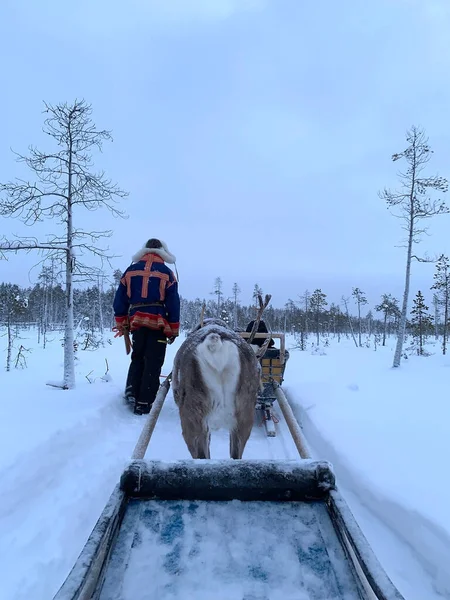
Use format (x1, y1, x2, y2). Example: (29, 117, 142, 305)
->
(165, 274, 180, 336)
(113, 271, 130, 326)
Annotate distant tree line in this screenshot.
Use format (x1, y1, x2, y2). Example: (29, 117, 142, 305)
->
(1, 255, 449, 365)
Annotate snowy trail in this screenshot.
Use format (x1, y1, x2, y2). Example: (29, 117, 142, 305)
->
(286, 388, 447, 600)
(0, 376, 299, 600)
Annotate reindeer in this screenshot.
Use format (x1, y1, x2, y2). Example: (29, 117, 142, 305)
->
(172, 318, 260, 459)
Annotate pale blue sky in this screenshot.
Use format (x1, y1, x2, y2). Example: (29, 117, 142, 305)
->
(1, 0, 450, 310)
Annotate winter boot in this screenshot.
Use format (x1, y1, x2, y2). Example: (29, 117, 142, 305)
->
(134, 400, 151, 415)
(124, 384, 135, 404)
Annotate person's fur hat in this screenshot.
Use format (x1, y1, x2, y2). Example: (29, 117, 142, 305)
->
(132, 238, 176, 264)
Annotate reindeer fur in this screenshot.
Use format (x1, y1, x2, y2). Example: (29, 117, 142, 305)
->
(172, 319, 260, 459)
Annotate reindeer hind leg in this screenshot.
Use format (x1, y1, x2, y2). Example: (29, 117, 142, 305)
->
(195, 429, 211, 459)
(230, 419, 253, 459)
(182, 423, 211, 459)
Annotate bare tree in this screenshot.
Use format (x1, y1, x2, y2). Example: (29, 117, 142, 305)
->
(432, 293, 440, 341)
(0, 100, 128, 388)
(379, 126, 448, 367)
(341, 296, 358, 348)
(232, 282, 241, 328)
(352, 287, 368, 346)
(431, 254, 450, 354)
(298, 289, 311, 339)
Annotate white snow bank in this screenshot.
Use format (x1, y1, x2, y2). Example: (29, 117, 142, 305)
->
(285, 336, 450, 597)
(0, 332, 146, 600)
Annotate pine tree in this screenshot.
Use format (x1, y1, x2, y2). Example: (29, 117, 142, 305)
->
(310, 289, 327, 345)
(252, 284, 263, 311)
(211, 277, 223, 317)
(409, 291, 434, 356)
(328, 303, 343, 341)
(431, 254, 450, 354)
(375, 294, 400, 346)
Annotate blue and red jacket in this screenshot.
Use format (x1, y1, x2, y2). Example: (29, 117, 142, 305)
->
(113, 252, 180, 337)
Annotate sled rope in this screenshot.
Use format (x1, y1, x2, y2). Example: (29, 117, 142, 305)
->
(131, 374, 172, 460)
(268, 409, 280, 424)
(258, 408, 280, 428)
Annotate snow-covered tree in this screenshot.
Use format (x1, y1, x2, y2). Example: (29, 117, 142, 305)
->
(0, 100, 128, 388)
(431, 254, 450, 354)
(409, 291, 434, 356)
(0, 284, 28, 371)
(379, 126, 449, 367)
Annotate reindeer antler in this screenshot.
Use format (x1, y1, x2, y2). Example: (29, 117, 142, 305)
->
(247, 293, 271, 345)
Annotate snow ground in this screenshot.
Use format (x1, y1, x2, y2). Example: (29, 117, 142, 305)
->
(285, 336, 450, 599)
(0, 329, 449, 599)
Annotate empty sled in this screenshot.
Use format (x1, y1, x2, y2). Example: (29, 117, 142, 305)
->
(53, 459, 404, 600)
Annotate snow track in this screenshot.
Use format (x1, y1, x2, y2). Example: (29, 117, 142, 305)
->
(0, 394, 142, 600)
(144, 393, 299, 462)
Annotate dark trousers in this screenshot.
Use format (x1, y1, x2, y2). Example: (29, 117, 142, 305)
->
(125, 328, 167, 407)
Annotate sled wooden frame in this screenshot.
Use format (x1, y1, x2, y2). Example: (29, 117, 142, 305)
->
(53, 459, 405, 600)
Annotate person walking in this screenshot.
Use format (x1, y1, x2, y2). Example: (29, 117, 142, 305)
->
(113, 238, 180, 414)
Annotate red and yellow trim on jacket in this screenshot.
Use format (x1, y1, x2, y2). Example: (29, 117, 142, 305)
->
(114, 313, 179, 338)
(121, 254, 170, 300)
